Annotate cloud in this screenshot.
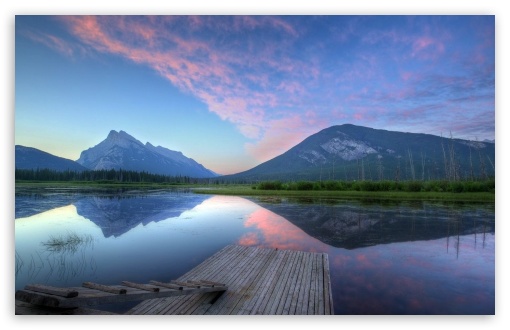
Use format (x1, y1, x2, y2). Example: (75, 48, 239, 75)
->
(26, 15, 495, 165)
(51, 16, 316, 143)
(22, 30, 79, 58)
(411, 36, 445, 59)
(244, 115, 327, 163)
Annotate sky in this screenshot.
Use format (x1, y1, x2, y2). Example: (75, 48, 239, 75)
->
(14, 13, 496, 175)
(3, 1, 509, 328)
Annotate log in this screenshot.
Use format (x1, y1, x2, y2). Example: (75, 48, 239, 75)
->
(171, 280, 200, 288)
(121, 281, 159, 292)
(24, 284, 78, 298)
(149, 280, 183, 290)
(82, 282, 127, 294)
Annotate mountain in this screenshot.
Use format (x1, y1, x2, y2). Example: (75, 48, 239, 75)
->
(223, 124, 495, 181)
(76, 130, 218, 178)
(15, 145, 88, 172)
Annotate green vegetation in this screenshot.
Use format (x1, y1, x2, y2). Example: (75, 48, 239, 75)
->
(254, 179, 494, 193)
(15, 168, 494, 202)
(193, 179, 495, 202)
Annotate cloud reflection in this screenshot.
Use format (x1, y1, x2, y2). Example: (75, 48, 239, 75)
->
(239, 208, 329, 252)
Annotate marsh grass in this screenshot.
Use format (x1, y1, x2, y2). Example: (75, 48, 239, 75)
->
(194, 184, 495, 202)
(41, 231, 94, 254)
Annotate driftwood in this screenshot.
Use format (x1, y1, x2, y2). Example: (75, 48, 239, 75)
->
(15, 280, 227, 309)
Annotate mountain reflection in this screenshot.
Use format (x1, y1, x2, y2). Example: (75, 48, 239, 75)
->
(74, 193, 210, 237)
(248, 197, 495, 250)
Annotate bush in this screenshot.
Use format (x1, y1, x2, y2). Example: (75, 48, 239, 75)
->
(405, 181, 423, 192)
(257, 181, 283, 190)
(296, 181, 314, 190)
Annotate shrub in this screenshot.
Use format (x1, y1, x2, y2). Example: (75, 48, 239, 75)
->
(257, 181, 283, 190)
(296, 181, 314, 190)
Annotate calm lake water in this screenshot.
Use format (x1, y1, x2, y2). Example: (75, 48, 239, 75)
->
(14, 187, 495, 315)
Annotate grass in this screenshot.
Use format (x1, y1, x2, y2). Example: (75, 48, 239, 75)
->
(192, 184, 495, 202)
(41, 231, 94, 254)
(15, 181, 495, 202)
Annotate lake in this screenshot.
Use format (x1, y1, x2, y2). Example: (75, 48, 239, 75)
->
(14, 187, 495, 315)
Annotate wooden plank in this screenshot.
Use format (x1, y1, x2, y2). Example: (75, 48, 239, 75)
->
(308, 255, 319, 315)
(16, 285, 227, 309)
(191, 292, 223, 315)
(289, 251, 305, 315)
(183, 247, 254, 314)
(178, 292, 221, 315)
(218, 247, 277, 315)
(308, 253, 318, 315)
(241, 249, 286, 315)
(121, 281, 160, 292)
(198, 280, 226, 287)
(216, 247, 271, 314)
(144, 246, 250, 315)
(263, 250, 297, 315)
(317, 253, 325, 315)
(127, 245, 243, 315)
(135, 296, 174, 315)
(129, 246, 247, 315)
(170, 281, 200, 288)
(298, 252, 313, 315)
(277, 250, 302, 314)
(323, 253, 334, 315)
(125, 245, 334, 315)
(15, 290, 63, 308)
(228, 248, 279, 315)
(281, 251, 305, 315)
(249, 249, 290, 315)
(149, 280, 183, 290)
(24, 284, 78, 298)
(82, 282, 127, 294)
(204, 246, 265, 314)
(272, 250, 301, 315)
(15, 300, 118, 315)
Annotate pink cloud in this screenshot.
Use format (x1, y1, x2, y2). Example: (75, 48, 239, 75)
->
(54, 15, 313, 149)
(244, 115, 322, 163)
(411, 36, 445, 60)
(23, 31, 78, 57)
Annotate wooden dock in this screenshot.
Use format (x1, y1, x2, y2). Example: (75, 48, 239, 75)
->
(127, 245, 333, 315)
(15, 245, 333, 315)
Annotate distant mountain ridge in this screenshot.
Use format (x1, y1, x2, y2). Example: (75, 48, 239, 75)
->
(15, 145, 88, 172)
(223, 124, 495, 181)
(16, 130, 218, 178)
(77, 130, 218, 178)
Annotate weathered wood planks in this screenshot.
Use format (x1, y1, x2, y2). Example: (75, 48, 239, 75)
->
(15, 281, 227, 309)
(127, 245, 334, 315)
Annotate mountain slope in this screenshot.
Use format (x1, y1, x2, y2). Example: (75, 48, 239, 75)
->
(77, 130, 217, 178)
(223, 124, 495, 181)
(15, 145, 88, 172)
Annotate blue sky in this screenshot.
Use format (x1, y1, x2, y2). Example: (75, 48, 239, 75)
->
(14, 12, 495, 175)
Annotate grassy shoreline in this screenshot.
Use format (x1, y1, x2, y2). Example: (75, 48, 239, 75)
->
(192, 185, 495, 202)
(15, 181, 495, 202)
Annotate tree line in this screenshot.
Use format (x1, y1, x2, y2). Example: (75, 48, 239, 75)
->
(255, 179, 495, 193)
(15, 168, 197, 184)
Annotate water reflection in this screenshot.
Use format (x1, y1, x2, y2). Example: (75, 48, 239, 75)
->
(249, 197, 495, 250)
(14, 189, 495, 314)
(74, 193, 210, 237)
